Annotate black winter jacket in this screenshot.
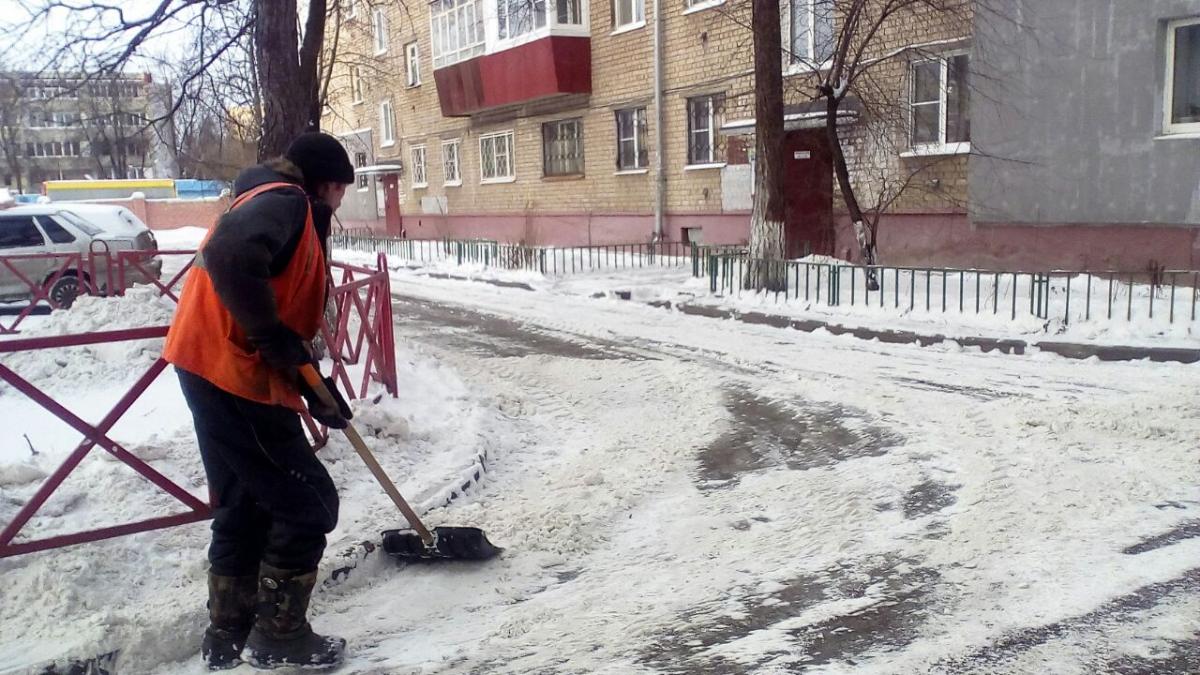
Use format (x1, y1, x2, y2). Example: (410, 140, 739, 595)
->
(201, 164, 333, 338)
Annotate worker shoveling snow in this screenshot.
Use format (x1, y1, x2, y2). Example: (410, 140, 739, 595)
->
(0, 285, 509, 673)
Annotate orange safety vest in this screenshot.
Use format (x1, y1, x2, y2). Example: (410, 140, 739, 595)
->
(164, 182, 327, 411)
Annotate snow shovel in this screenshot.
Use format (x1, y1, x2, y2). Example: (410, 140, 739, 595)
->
(299, 365, 502, 562)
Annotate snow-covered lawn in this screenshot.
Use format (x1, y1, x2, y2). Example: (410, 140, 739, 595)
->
(340, 249, 1200, 349)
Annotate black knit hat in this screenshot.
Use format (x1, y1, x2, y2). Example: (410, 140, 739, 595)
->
(285, 132, 356, 187)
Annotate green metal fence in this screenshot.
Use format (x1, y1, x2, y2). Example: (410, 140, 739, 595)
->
(331, 233, 744, 276)
(707, 254, 1200, 326)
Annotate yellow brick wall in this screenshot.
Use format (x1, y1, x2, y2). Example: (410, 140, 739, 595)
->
(323, 0, 973, 222)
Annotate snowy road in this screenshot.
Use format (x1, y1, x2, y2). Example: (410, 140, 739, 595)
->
(310, 273, 1200, 674)
(2, 268, 1198, 674)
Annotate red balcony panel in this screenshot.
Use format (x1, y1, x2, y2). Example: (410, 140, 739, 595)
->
(435, 36, 591, 117)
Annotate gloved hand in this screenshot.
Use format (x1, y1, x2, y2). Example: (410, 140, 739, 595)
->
(299, 372, 353, 430)
(246, 323, 312, 372)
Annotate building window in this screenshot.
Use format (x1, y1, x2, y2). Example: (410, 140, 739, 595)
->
(372, 8, 388, 54)
(355, 151, 369, 190)
(499, 0, 548, 39)
(542, 119, 584, 177)
(442, 139, 462, 185)
(1165, 17, 1200, 135)
(349, 66, 364, 103)
(344, 0, 357, 19)
(615, 107, 647, 170)
(379, 100, 395, 146)
(612, 0, 643, 30)
(431, 0, 485, 69)
(410, 145, 428, 187)
(557, 0, 583, 25)
(909, 53, 970, 152)
(479, 130, 515, 183)
(790, 0, 834, 66)
(687, 95, 721, 165)
(405, 43, 422, 87)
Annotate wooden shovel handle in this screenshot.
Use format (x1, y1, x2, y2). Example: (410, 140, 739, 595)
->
(299, 364, 435, 545)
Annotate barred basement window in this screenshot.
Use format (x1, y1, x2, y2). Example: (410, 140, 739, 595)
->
(480, 130, 515, 183)
(442, 139, 462, 185)
(542, 119, 584, 177)
(615, 107, 647, 170)
(411, 145, 428, 187)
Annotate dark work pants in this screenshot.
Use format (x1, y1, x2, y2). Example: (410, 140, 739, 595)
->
(177, 368, 339, 576)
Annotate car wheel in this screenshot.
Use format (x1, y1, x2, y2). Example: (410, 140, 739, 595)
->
(48, 275, 82, 309)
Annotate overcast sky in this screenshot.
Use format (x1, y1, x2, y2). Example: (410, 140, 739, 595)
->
(0, 0, 208, 74)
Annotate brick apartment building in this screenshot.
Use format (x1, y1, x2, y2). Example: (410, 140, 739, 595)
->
(0, 73, 175, 193)
(323, 0, 1200, 270)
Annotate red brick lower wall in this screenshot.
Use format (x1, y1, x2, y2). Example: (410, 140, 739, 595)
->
(338, 212, 753, 247)
(75, 196, 230, 230)
(834, 213, 1200, 271)
(304, 209, 1200, 272)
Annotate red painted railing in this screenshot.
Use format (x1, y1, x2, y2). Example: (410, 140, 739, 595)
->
(0, 253, 397, 558)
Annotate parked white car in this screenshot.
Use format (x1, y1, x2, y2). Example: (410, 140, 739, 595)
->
(0, 205, 162, 307)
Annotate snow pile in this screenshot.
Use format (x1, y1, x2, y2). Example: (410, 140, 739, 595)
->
(153, 226, 207, 250)
(0, 287, 177, 395)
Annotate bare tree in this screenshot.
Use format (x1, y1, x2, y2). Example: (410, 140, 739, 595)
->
(0, 72, 27, 191)
(746, 0, 788, 291)
(786, 0, 975, 282)
(1, 0, 334, 161)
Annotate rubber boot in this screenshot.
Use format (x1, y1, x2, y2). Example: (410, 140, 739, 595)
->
(245, 563, 346, 670)
(201, 571, 258, 670)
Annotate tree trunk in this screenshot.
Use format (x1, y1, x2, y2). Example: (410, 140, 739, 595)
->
(825, 95, 879, 289)
(255, 0, 325, 159)
(746, 0, 787, 292)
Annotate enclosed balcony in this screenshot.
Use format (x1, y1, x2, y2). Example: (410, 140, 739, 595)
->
(431, 0, 591, 117)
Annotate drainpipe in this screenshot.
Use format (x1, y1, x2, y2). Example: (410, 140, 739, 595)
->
(652, 0, 665, 242)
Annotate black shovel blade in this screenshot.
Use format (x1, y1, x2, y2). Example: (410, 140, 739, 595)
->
(382, 526, 502, 561)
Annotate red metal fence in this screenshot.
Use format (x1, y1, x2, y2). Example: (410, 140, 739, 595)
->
(0, 252, 398, 558)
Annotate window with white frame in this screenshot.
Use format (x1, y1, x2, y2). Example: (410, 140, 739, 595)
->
(379, 100, 395, 146)
(410, 145, 428, 187)
(615, 107, 647, 170)
(405, 42, 422, 86)
(1165, 17, 1200, 135)
(349, 65, 364, 103)
(343, 0, 357, 19)
(542, 118, 584, 176)
(431, 0, 486, 69)
(687, 94, 721, 165)
(499, 0, 548, 39)
(789, 0, 834, 66)
(612, 0, 643, 30)
(354, 151, 369, 190)
(557, 0, 583, 25)
(372, 8, 388, 54)
(442, 139, 462, 185)
(480, 131, 515, 182)
(909, 53, 970, 151)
